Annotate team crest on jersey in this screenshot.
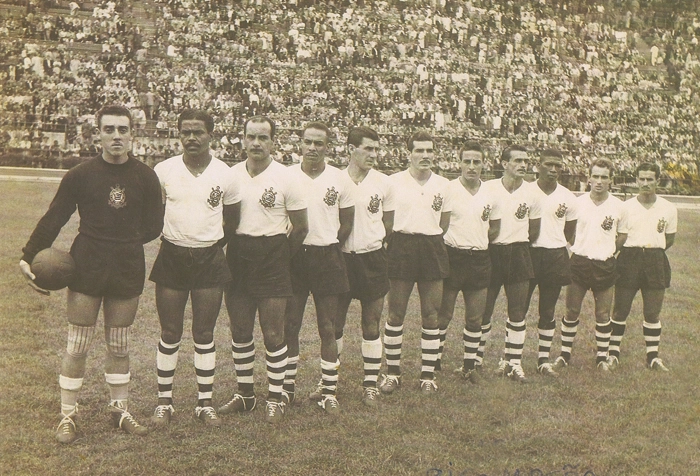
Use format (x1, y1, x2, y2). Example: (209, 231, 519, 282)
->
(367, 194, 381, 214)
(601, 215, 614, 231)
(324, 186, 339, 206)
(657, 218, 667, 233)
(432, 193, 443, 212)
(259, 187, 277, 208)
(108, 185, 126, 209)
(481, 204, 492, 222)
(208, 186, 223, 207)
(515, 203, 529, 219)
(555, 203, 568, 218)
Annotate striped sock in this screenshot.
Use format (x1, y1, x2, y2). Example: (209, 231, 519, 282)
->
(463, 327, 481, 371)
(156, 339, 180, 402)
(383, 323, 403, 376)
(283, 355, 299, 395)
(505, 320, 526, 366)
(643, 321, 662, 365)
(476, 322, 491, 366)
(559, 318, 579, 362)
(436, 326, 448, 370)
(420, 327, 440, 381)
(537, 322, 555, 366)
(595, 320, 611, 364)
(232, 339, 255, 396)
(320, 359, 339, 397)
(194, 341, 215, 404)
(609, 319, 626, 359)
(362, 338, 382, 388)
(266, 344, 287, 402)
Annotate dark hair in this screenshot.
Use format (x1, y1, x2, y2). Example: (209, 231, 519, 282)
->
(347, 126, 379, 147)
(96, 104, 132, 129)
(500, 144, 528, 162)
(540, 148, 563, 161)
(636, 162, 661, 179)
(589, 158, 615, 176)
(458, 141, 484, 160)
(302, 121, 332, 142)
(244, 115, 276, 139)
(178, 109, 214, 133)
(406, 130, 433, 151)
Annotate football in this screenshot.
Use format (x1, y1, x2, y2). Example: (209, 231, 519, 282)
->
(31, 248, 76, 291)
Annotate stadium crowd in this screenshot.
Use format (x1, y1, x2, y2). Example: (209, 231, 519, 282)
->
(1, 0, 700, 190)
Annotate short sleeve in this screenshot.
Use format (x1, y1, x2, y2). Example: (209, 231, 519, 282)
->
(222, 167, 240, 205)
(338, 172, 355, 208)
(617, 202, 630, 234)
(666, 203, 678, 234)
(528, 187, 542, 220)
(285, 174, 308, 211)
(382, 176, 396, 212)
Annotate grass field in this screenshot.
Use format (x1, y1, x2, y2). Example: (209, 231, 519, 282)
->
(1, 180, 699, 476)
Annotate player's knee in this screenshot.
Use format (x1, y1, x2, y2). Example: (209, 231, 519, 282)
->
(105, 326, 130, 358)
(66, 324, 96, 357)
(160, 329, 183, 345)
(193, 329, 215, 345)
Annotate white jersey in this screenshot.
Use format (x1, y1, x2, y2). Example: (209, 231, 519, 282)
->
(288, 164, 355, 246)
(155, 155, 240, 248)
(229, 159, 307, 237)
(619, 196, 677, 249)
(390, 169, 450, 236)
(443, 179, 500, 251)
(483, 178, 541, 245)
(570, 193, 624, 260)
(530, 182, 578, 249)
(342, 168, 395, 253)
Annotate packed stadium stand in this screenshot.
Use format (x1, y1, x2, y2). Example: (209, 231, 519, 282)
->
(1, 0, 699, 192)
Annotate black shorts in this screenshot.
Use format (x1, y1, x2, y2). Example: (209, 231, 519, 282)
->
(616, 247, 671, 290)
(344, 248, 390, 301)
(387, 232, 449, 282)
(530, 247, 572, 287)
(69, 233, 145, 299)
(226, 234, 293, 298)
(570, 253, 617, 292)
(291, 244, 349, 296)
(444, 246, 491, 292)
(149, 239, 232, 290)
(489, 242, 534, 286)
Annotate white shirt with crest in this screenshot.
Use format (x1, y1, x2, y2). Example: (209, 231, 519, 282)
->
(288, 163, 355, 246)
(342, 168, 395, 253)
(390, 169, 451, 236)
(155, 155, 240, 247)
(229, 159, 307, 237)
(570, 193, 624, 260)
(530, 182, 579, 249)
(482, 178, 541, 245)
(619, 196, 677, 249)
(443, 179, 500, 250)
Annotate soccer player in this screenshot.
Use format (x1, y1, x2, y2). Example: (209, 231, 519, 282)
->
(334, 126, 394, 406)
(149, 109, 240, 427)
(19, 104, 164, 444)
(609, 162, 677, 371)
(436, 142, 500, 383)
(284, 121, 355, 414)
(552, 158, 627, 372)
(379, 130, 451, 395)
(480, 145, 541, 382)
(525, 149, 578, 377)
(218, 116, 308, 423)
